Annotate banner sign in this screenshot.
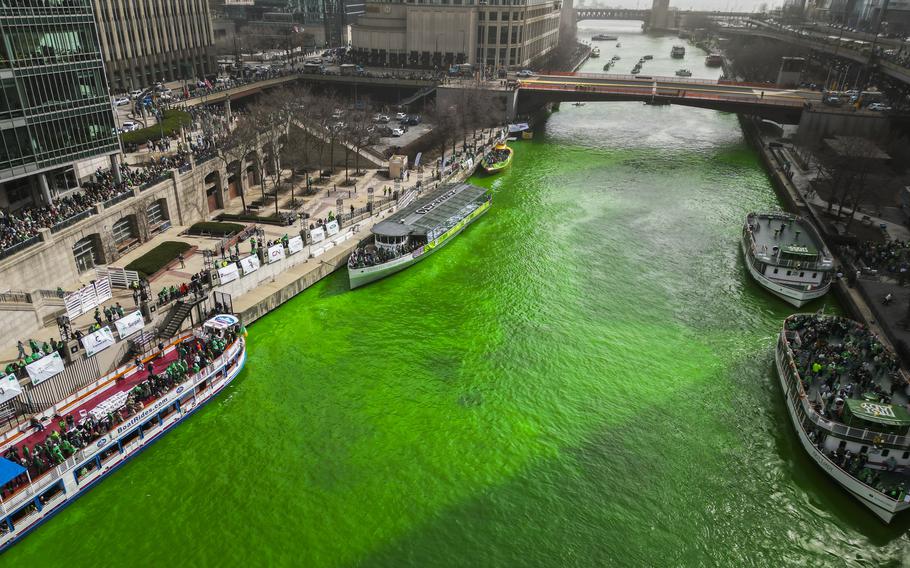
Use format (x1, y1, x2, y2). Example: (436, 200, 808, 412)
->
(326, 220, 339, 237)
(268, 244, 286, 264)
(414, 152, 422, 168)
(115, 310, 145, 339)
(287, 235, 304, 255)
(218, 262, 240, 285)
(0, 374, 22, 405)
(26, 352, 65, 386)
(240, 255, 260, 275)
(82, 326, 115, 357)
(310, 227, 325, 244)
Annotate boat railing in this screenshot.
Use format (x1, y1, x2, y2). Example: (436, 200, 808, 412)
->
(0, 339, 242, 516)
(778, 333, 910, 450)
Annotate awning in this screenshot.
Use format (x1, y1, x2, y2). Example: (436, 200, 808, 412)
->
(0, 457, 26, 486)
(846, 399, 910, 427)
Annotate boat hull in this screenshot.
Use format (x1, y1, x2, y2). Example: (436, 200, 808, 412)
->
(740, 234, 830, 307)
(0, 339, 247, 553)
(774, 335, 910, 522)
(349, 199, 490, 289)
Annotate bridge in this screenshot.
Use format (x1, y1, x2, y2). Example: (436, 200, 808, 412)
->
(517, 72, 820, 123)
(722, 22, 910, 86)
(574, 6, 756, 29)
(575, 8, 650, 21)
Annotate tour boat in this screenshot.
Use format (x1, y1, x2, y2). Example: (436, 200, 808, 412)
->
(705, 54, 723, 67)
(480, 143, 513, 174)
(590, 47, 600, 58)
(592, 34, 618, 41)
(675, 69, 692, 77)
(616, 43, 622, 48)
(776, 314, 910, 522)
(671, 45, 686, 58)
(0, 315, 247, 552)
(643, 54, 653, 60)
(741, 212, 834, 307)
(612, 55, 621, 61)
(347, 183, 492, 289)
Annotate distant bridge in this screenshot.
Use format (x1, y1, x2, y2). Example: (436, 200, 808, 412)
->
(574, 7, 755, 27)
(517, 72, 818, 123)
(575, 8, 650, 21)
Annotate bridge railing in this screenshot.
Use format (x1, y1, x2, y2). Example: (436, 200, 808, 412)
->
(540, 71, 722, 86)
(522, 82, 806, 108)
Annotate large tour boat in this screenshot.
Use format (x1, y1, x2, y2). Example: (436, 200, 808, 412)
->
(481, 143, 513, 174)
(671, 45, 686, 58)
(348, 183, 491, 289)
(776, 314, 910, 522)
(592, 34, 618, 41)
(741, 212, 834, 307)
(705, 53, 723, 67)
(0, 315, 247, 552)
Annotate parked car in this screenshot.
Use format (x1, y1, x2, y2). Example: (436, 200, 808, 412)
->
(822, 95, 841, 106)
(868, 102, 892, 111)
(391, 127, 405, 137)
(119, 121, 140, 133)
(113, 96, 130, 106)
(516, 69, 535, 78)
(406, 115, 421, 126)
(395, 112, 408, 121)
(374, 114, 390, 123)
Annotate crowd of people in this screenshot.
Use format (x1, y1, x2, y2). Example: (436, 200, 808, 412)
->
(156, 271, 211, 307)
(1, 327, 238, 498)
(786, 314, 910, 495)
(839, 240, 910, 277)
(0, 162, 174, 254)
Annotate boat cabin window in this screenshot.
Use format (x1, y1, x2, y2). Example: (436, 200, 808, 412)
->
(812, 273, 817, 278)
(799, 272, 804, 277)
(786, 270, 792, 276)
(375, 234, 408, 247)
(903, 451, 909, 459)
(882, 449, 890, 457)
(838, 440, 847, 450)
(861, 445, 868, 454)
(773, 268, 779, 274)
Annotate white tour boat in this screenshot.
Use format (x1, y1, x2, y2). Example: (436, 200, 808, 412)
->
(741, 212, 834, 307)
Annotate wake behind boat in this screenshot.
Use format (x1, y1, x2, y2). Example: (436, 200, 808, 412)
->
(348, 183, 491, 288)
(776, 313, 910, 522)
(741, 212, 834, 307)
(481, 143, 513, 174)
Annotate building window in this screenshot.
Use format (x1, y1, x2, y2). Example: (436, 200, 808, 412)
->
(112, 216, 137, 246)
(500, 26, 508, 44)
(502, 11, 509, 20)
(479, 11, 485, 19)
(73, 236, 100, 273)
(147, 199, 168, 228)
(489, 11, 497, 20)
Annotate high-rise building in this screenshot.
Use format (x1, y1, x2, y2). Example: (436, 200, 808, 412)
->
(351, 0, 561, 69)
(0, 0, 120, 209)
(92, 0, 216, 91)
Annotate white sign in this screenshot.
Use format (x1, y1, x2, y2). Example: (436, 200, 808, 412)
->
(26, 352, 65, 386)
(310, 227, 325, 243)
(218, 262, 240, 285)
(0, 374, 22, 404)
(326, 220, 340, 237)
(82, 326, 115, 357)
(268, 244, 286, 264)
(287, 235, 304, 255)
(115, 310, 145, 339)
(240, 255, 260, 275)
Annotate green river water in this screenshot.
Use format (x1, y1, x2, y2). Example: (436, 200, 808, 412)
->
(8, 21, 910, 567)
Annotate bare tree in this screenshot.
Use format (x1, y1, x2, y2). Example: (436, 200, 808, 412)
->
(228, 117, 264, 213)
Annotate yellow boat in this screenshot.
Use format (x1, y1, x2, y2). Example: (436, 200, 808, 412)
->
(481, 143, 514, 174)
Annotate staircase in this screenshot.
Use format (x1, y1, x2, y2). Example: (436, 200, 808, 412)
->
(157, 301, 194, 339)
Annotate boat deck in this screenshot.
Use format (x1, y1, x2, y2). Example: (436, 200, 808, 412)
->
(748, 213, 828, 265)
(1, 346, 186, 494)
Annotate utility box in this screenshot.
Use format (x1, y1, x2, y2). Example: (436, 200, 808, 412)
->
(389, 155, 408, 180)
(777, 57, 805, 88)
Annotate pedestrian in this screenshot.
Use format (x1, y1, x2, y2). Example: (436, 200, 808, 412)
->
(94, 308, 102, 326)
(178, 253, 185, 268)
(104, 306, 113, 323)
(16, 340, 25, 359)
(133, 289, 140, 307)
(760, 91, 764, 99)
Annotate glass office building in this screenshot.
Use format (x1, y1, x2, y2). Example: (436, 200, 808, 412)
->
(0, 0, 119, 192)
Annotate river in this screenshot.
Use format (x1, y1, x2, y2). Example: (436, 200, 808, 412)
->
(7, 21, 910, 567)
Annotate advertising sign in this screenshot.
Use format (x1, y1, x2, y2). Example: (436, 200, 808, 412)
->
(240, 255, 260, 275)
(310, 227, 325, 243)
(268, 244, 286, 264)
(115, 310, 145, 339)
(81, 326, 115, 357)
(26, 352, 65, 386)
(287, 235, 304, 255)
(325, 220, 340, 237)
(218, 262, 240, 285)
(0, 374, 22, 405)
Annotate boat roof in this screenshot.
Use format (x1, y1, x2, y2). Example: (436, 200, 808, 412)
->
(748, 212, 827, 260)
(845, 399, 910, 427)
(372, 183, 488, 238)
